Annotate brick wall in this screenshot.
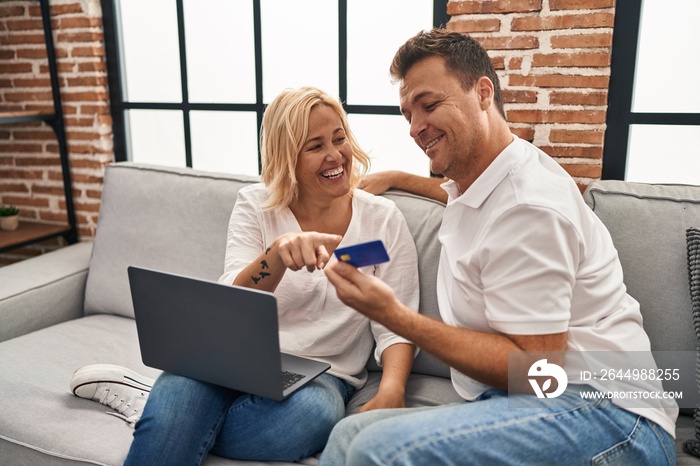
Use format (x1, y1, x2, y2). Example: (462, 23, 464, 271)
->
(0, 0, 614, 264)
(0, 0, 112, 264)
(447, 0, 614, 191)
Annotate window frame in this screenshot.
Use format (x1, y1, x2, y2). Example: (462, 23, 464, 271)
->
(100, 0, 449, 172)
(603, 0, 700, 180)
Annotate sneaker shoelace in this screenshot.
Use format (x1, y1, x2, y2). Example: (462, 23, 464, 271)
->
(98, 388, 143, 428)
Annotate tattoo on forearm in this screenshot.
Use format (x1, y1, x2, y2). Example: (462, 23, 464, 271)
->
(251, 252, 272, 285)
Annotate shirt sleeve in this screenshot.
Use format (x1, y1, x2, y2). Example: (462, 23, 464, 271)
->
(477, 204, 581, 335)
(218, 188, 265, 285)
(370, 203, 421, 365)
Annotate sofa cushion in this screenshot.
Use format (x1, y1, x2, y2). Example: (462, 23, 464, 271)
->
(683, 227, 700, 457)
(380, 190, 451, 379)
(584, 181, 700, 353)
(584, 181, 700, 416)
(0, 241, 91, 342)
(0, 314, 311, 466)
(678, 415, 700, 465)
(0, 314, 156, 465)
(84, 163, 259, 318)
(0, 312, 460, 466)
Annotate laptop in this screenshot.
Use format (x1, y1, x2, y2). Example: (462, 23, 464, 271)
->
(128, 266, 330, 401)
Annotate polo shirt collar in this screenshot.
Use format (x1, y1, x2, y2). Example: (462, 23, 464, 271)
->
(441, 135, 521, 208)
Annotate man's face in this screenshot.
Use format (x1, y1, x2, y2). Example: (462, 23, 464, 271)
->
(399, 55, 488, 187)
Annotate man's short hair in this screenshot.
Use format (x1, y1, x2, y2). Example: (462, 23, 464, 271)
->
(391, 28, 506, 118)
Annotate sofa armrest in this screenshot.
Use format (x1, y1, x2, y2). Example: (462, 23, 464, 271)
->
(0, 241, 93, 342)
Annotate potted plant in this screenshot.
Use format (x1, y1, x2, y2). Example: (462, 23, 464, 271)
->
(0, 205, 20, 231)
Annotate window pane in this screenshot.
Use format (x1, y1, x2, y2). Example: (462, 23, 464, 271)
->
(190, 111, 259, 176)
(261, 0, 338, 102)
(348, 114, 430, 176)
(126, 110, 186, 167)
(627, 124, 700, 184)
(632, 0, 700, 113)
(347, 0, 433, 106)
(184, 1, 256, 103)
(118, 0, 182, 102)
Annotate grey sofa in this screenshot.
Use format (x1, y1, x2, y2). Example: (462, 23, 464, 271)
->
(0, 161, 698, 465)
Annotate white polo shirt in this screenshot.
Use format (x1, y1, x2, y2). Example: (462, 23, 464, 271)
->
(437, 136, 677, 436)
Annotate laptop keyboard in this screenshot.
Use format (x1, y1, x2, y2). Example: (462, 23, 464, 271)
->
(281, 370, 305, 390)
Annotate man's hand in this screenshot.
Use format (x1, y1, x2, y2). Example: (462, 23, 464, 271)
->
(358, 171, 401, 195)
(358, 171, 449, 204)
(324, 260, 401, 325)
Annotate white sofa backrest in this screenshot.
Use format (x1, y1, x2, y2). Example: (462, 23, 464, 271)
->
(84, 163, 259, 318)
(584, 180, 700, 414)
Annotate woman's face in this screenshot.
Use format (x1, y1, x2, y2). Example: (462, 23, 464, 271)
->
(294, 104, 353, 205)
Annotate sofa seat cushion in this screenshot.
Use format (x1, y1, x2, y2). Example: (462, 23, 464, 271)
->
(0, 314, 297, 466)
(0, 314, 152, 465)
(0, 314, 462, 466)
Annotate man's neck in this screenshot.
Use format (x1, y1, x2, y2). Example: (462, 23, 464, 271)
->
(454, 122, 514, 195)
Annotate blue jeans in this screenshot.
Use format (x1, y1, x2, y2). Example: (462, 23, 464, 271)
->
(319, 385, 676, 466)
(124, 372, 355, 465)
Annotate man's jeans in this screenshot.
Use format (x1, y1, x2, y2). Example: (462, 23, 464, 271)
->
(124, 372, 354, 465)
(319, 384, 676, 466)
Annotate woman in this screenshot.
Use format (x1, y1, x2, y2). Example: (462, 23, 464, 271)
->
(72, 87, 419, 465)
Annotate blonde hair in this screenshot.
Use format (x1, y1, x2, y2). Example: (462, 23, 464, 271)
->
(260, 86, 370, 211)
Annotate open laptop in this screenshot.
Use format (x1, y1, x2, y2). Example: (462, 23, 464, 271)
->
(128, 266, 330, 401)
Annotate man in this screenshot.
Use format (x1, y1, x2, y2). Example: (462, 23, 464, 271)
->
(321, 28, 677, 465)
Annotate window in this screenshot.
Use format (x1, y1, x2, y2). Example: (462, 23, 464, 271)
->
(604, 0, 700, 184)
(101, 0, 449, 177)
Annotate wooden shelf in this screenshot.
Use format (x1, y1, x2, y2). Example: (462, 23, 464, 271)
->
(0, 0, 77, 257)
(0, 221, 71, 252)
(0, 110, 54, 125)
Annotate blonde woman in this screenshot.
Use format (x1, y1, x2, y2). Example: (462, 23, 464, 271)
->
(73, 87, 419, 465)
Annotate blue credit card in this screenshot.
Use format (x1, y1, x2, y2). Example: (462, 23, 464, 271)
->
(334, 240, 390, 268)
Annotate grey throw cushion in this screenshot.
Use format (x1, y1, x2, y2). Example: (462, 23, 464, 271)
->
(684, 227, 700, 457)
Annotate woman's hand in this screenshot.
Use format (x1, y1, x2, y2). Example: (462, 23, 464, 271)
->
(359, 342, 413, 413)
(234, 231, 342, 291)
(275, 231, 342, 272)
(358, 388, 406, 412)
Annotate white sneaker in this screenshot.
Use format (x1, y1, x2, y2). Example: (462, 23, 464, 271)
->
(70, 364, 154, 428)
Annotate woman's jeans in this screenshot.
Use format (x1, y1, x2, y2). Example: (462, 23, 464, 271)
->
(124, 371, 355, 465)
(319, 384, 676, 466)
